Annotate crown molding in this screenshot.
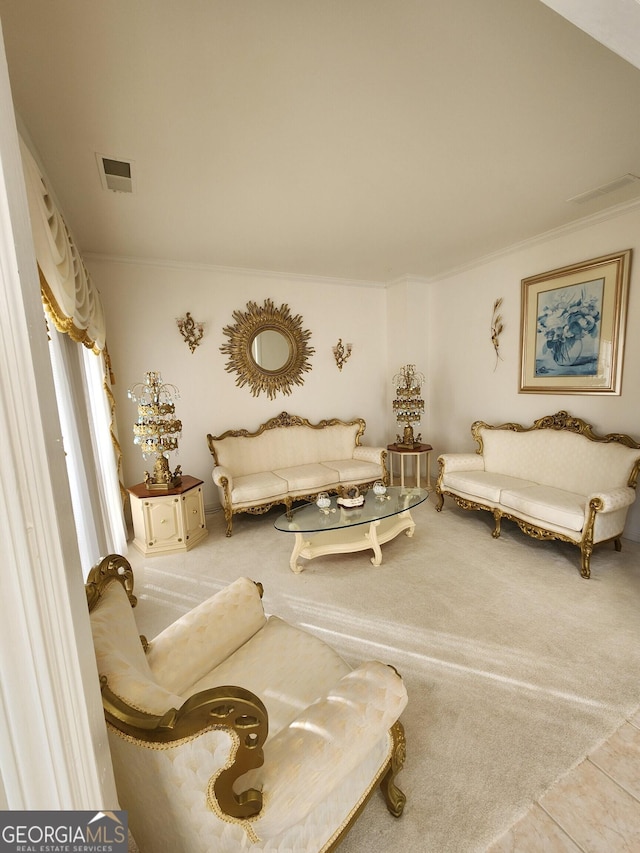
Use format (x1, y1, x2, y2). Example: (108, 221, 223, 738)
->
(83, 253, 388, 289)
(427, 196, 640, 282)
(385, 273, 430, 286)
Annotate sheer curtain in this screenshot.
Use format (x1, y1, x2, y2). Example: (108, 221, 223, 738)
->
(47, 327, 105, 569)
(21, 134, 127, 573)
(82, 344, 127, 555)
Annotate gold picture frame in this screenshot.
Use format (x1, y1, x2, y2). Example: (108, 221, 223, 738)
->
(519, 250, 631, 395)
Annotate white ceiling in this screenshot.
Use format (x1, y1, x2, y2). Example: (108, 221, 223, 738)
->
(1, 0, 640, 283)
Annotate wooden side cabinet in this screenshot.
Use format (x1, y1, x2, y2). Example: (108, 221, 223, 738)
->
(128, 475, 208, 556)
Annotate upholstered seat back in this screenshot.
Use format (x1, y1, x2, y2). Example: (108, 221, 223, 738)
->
(211, 422, 362, 477)
(89, 580, 184, 715)
(480, 427, 640, 495)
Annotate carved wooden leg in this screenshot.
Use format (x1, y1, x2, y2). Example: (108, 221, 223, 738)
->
(614, 537, 622, 552)
(491, 509, 502, 539)
(580, 544, 592, 579)
(221, 481, 234, 537)
(382, 451, 390, 486)
(435, 492, 444, 512)
(380, 721, 406, 818)
(580, 499, 602, 579)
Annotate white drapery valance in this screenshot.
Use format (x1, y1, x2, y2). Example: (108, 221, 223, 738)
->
(18, 133, 126, 561)
(19, 136, 106, 352)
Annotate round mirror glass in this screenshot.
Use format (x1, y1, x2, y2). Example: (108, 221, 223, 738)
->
(251, 329, 291, 372)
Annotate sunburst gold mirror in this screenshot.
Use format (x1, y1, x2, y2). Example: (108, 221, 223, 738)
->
(220, 299, 314, 399)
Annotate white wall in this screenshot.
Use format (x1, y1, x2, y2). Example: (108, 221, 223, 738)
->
(425, 202, 640, 541)
(88, 259, 390, 511)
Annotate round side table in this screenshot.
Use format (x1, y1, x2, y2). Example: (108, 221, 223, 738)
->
(386, 443, 433, 489)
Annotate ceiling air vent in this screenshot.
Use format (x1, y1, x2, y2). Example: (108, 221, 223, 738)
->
(96, 153, 134, 193)
(566, 173, 640, 204)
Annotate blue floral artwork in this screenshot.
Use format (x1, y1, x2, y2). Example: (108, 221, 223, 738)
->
(535, 278, 603, 376)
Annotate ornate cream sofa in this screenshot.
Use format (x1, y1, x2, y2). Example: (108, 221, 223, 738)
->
(207, 411, 388, 536)
(435, 411, 640, 578)
(86, 555, 408, 853)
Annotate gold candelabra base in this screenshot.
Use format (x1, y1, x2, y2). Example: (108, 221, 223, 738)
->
(395, 425, 422, 448)
(144, 454, 182, 491)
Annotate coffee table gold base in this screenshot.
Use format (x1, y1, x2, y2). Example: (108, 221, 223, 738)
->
(289, 509, 416, 573)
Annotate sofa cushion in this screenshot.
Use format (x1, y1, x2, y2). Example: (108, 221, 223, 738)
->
(231, 471, 289, 504)
(185, 615, 352, 737)
(444, 470, 532, 503)
(323, 458, 382, 482)
(273, 463, 337, 492)
(500, 485, 586, 531)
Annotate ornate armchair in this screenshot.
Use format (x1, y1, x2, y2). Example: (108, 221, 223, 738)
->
(86, 555, 408, 852)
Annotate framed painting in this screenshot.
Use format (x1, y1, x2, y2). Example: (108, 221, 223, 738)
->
(519, 249, 632, 394)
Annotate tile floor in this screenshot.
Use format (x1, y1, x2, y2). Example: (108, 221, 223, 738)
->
(487, 707, 640, 852)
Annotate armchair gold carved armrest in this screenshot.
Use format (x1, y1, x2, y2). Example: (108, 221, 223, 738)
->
(100, 677, 268, 819)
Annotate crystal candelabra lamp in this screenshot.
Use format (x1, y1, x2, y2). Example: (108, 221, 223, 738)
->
(128, 371, 183, 490)
(392, 364, 425, 447)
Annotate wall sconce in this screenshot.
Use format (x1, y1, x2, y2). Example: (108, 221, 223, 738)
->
(332, 338, 352, 371)
(490, 297, 504, 370)
(176, 312, 204, 353)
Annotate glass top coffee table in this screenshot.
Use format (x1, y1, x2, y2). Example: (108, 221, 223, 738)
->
(274, 486, 429, 573)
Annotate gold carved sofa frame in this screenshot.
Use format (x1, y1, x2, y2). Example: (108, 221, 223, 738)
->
(207, 412, 388, 536)
(435, 411, 640, 578)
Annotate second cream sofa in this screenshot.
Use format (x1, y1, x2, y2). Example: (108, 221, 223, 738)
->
(435, 411, 640, 578)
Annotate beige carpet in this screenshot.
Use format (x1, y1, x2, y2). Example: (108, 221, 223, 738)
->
(125, 497, 640, 852)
